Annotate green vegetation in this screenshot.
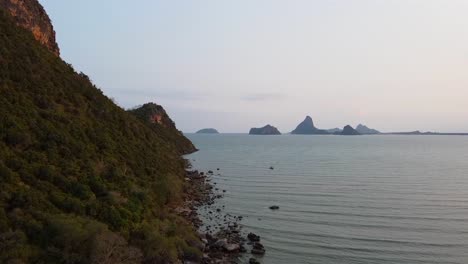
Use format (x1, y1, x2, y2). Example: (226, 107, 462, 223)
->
(129, 103, 197, 155)
(0, 10, 199, 263)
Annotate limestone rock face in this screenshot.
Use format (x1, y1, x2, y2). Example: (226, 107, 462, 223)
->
(249, 125, 281, 135)
(291, 116, 329, 135)
(129, 103, 197, 154)
(0, 0, 60, 55)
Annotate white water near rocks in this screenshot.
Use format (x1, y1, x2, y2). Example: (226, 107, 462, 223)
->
(186, 134, 468, 264)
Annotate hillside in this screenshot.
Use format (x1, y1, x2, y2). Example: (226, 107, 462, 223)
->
(129, 103, 197, 155)
(0, 8, 200, 264)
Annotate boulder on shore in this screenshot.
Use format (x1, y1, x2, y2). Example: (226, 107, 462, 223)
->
(247, 233, 260, 242)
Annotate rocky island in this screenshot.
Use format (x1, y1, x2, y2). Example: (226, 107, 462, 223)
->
(291, 116, 329, 135)
(356, 124, 380, 135)
(197, 128, 220, 134)
(337, 125, 361, 135)
(249, 125, 281, 135)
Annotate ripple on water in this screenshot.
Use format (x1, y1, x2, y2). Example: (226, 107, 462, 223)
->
(187, 134, 468, 264)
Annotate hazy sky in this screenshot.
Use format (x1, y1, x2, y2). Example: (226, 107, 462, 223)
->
(40, 0, 468, 133)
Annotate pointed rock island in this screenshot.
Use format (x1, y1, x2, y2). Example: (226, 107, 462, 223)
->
(291, 116, 329, 135)
(196, 128, 220, 134)
(249, 125, 281, 135)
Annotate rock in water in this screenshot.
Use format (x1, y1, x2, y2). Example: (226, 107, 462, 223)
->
(291, 116, 329, 134)
(247, 233, 261, 242)
(249, 258, 261, 264)
(249, 124, 281, 135)
(251, 242, 266, 255)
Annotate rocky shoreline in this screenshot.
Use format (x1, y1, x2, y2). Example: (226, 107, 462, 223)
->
(177, 165, 265, 264)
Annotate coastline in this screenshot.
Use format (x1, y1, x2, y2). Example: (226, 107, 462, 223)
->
(177, 160, 265, 264)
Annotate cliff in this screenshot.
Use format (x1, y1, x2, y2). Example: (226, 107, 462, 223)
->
(128, 103, 197, 154)
(291, 116, 329, 135)
(249, 124, 281, 135)
(0, 0, 59, 55)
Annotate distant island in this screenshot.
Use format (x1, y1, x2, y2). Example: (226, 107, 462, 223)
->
(249, 125, 281, 135)
(386, 131, 468, 136)
(356, 124, 380, 135)
(291, 116, 329, 135)
(196, 128, 219, 134)
(221, 115, 468, 136)
(327, 128, 342, 134)
(336, 125, 360, 135)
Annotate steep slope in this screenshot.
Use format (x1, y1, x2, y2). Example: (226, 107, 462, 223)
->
(0, 9, 199, 263)
(291, 116, 329, 135)
(129, 103, 197, 155)
(0, 0, 59, 55)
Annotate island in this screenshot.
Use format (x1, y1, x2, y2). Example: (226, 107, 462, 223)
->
(356, 124, 380, 134)
(249, 125, 281, 135)
(336, 125, 361, 135)
(291, 116, 329, 134)
(327, 128, 342, 134)
(387, 131, 468, 136)
(196, 128, 220, 134)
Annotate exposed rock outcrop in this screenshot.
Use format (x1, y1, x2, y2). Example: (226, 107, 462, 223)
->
(249, 124, 281, 135)
(356, 124, 380, 135)
(0, 0, 60, 55)
(196, 128, 219, 134)
(129, 103, 197, 154)
(291, 116, 329, 135)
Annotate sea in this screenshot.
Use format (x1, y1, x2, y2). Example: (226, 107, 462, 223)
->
(186, 134, 468, 264)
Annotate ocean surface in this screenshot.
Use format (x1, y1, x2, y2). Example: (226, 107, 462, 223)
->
(186, 134, 468, 264)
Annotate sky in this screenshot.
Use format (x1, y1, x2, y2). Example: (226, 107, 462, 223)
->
(40, 0, 468, 133)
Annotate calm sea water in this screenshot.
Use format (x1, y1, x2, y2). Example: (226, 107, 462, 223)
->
(186, 134, 468, 264)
